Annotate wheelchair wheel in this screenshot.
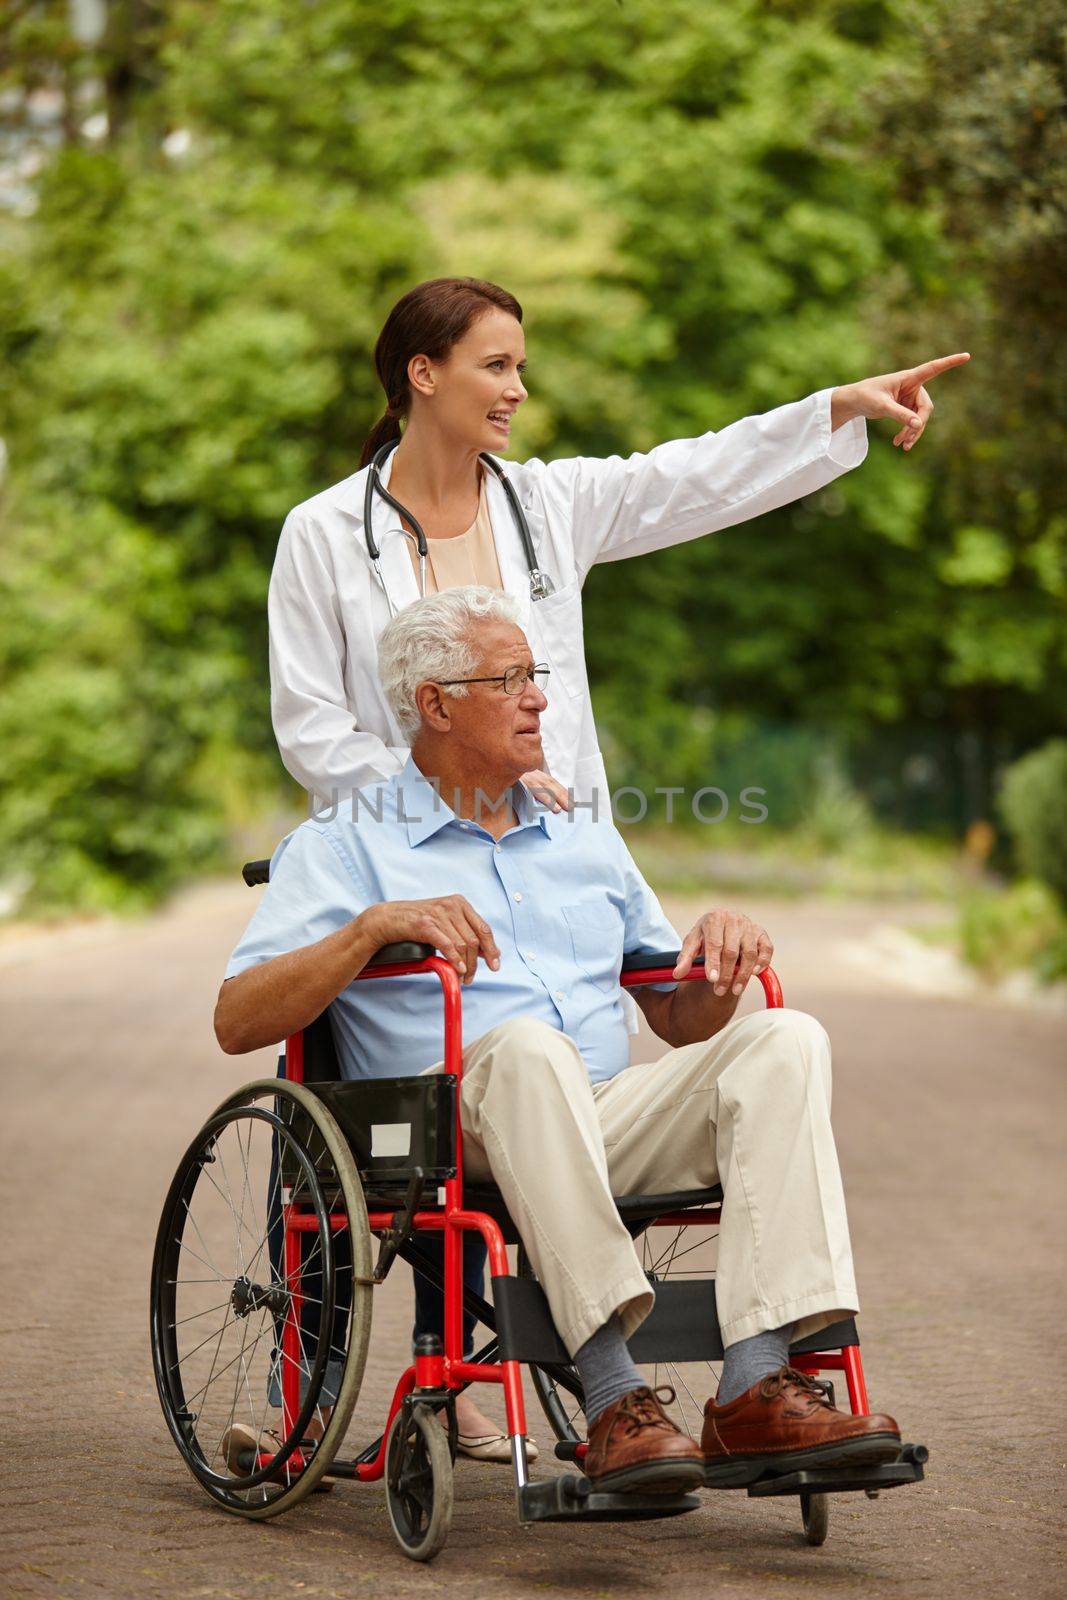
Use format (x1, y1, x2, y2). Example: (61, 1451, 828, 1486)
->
(385, 1401, 454, 1562)
(151, 1078, 373, 1519)
(801, 1491, 829, 1545)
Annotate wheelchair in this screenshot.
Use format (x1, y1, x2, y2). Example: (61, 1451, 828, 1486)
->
(149, 859, 928, 1562)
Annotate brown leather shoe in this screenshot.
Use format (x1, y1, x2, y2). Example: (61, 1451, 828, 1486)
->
(702, 1366, 901, 1481)
(584, 1386, 705, 1494)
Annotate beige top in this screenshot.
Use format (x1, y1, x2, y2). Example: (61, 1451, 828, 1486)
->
(405, 469, 504, 594)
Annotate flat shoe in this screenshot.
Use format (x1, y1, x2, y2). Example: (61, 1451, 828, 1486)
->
(455, 1430, 540, 1464)
(221, 1422, 335, 1492)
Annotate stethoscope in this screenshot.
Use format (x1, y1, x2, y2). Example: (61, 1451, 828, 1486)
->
(363, 438, 556, 614)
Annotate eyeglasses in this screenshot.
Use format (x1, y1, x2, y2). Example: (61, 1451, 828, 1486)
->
(437, 664, 551, 696)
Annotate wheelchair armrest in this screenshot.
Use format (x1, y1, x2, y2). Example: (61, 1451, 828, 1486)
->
(621, 950, 698, 974)
(367, 940, 436, 966)
(242, 858, 271, 886)
(623, 953, 784, 1009)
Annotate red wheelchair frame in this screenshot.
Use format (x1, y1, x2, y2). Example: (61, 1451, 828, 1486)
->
(277, 953, 872, 1487)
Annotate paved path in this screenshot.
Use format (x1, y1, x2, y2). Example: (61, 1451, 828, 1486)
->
(2, 881, 1064, 1598)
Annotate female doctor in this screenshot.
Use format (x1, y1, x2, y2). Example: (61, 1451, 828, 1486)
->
(267, 275, 968, 1456)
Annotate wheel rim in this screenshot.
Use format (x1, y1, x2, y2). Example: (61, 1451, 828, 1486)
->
(388, 1413, 436, 1542)
(386, 1405, 452, 1557)
(152, 1099, 341, 1509)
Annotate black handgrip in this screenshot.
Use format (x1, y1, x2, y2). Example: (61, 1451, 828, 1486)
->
(366, 940, 435, 966)
(620, 950, 699, 974)
(242, 859, 271, 886)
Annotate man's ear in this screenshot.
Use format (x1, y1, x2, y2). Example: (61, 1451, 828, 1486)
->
(415, 680, 452, 731)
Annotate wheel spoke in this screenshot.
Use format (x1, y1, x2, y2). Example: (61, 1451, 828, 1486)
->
(174, 1295, 238, 1329)
(218, 1307, 261, 1471)
(657, 1230, 719, 1269)
(182, 1316, 276, 1409)
(236, 1116, 265, 1247)
(180, 1193, 230, 1284)
(170, 1311, 246, 1371)
(175, 1232, 226, 1283)
(665, 1358, 703, 1421)
(199, 1142, 259, 1269)
(190, 1300, 235, 1441)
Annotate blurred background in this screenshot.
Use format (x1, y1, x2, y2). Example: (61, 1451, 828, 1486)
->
(1, 0, 1064, 989)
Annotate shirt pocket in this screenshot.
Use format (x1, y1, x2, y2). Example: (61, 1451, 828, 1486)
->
(561, 900, 623, 993)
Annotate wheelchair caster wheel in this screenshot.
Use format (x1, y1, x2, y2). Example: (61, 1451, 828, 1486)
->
(801, 1491, 829, 1546)
(386, 1402, 454, 1562)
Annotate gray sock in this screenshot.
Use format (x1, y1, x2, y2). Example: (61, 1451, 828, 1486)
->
(716, 1323, 795, 1406)
(573, 1314, 645, 1426)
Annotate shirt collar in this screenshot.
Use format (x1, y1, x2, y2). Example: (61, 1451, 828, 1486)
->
(396, 758, 453, 847)
(514, 779, 553, 836)
(397, 756, 552, 847)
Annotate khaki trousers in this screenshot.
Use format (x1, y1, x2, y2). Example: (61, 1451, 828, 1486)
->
(430, 1007, 860, 1358)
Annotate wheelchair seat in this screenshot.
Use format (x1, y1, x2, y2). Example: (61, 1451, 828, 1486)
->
(461, 1181, 724, 1245)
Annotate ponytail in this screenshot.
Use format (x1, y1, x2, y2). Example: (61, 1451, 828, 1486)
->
(359, 410, 402, 470)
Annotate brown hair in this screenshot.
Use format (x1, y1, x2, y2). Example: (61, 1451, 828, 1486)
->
(359, 277, 523, 469)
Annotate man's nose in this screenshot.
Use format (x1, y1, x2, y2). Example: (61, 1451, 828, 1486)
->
(522, 676, 547, 709)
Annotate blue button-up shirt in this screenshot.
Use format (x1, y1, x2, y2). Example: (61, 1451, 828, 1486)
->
(225, 757, 680, 1084)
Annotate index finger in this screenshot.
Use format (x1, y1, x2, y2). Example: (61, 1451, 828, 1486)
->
(906, 351, 970, 383)
(534, 774, 571, 813)
(549, 777, 573, 812)
(672, 924, 703, 979)
(454, 898, 501, 971)
(521, 769, 571, 812)
(697, 909, 728, 983)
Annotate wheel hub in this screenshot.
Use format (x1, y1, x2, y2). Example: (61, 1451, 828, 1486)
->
(230, 1274, 290, 1319)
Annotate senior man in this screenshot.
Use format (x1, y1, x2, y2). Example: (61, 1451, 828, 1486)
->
(217, 587, 900, 1494)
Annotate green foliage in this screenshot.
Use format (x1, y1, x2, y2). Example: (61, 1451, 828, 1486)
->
(957, 879, 1067, 985)
(998, 740, 1067, 907)
(0, 0, 1063, 912)
(0, 494, 239, 909)
(862, 0, 1067, 727)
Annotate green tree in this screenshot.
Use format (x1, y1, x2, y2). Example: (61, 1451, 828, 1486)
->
(862, 0, 1066, 747)
(0, 0, 1061, 908)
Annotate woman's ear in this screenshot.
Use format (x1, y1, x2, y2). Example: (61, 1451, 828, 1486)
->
(414, 680, 452, 732)
(407, 352, 436, 401)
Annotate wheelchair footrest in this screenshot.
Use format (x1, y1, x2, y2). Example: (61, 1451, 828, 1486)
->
(744, 1444, 928, 1498)
(519, 1474, 700, 1524)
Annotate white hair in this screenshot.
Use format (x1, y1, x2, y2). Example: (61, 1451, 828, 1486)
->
(377, 585, 523, 740)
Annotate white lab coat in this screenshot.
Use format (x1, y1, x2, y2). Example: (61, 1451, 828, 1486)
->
(268, 387, 867, 815)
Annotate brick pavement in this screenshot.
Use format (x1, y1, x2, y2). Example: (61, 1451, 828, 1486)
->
(2, 881, 1065, 1598)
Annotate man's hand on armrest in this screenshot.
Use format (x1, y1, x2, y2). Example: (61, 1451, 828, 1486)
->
(631, 909, 774, 1049)
(214, 896, 501, 1055)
